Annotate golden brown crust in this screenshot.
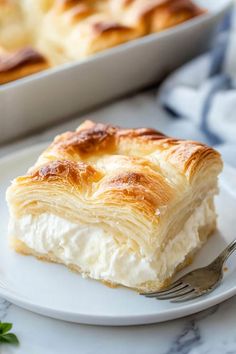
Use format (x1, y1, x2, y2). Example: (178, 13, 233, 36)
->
(101, 170, 173, 217)
(50, 121, 167, 157)
(92, 22, 131, 35)
(54, 122, 118, 156)
(143, 0, 205, 33)
(40, 120, 222, 179)
(0, 47, 49, 84)
(0, 47, 46, 72)
(53, 1, 95, 19)
(117, 127, 166, 139)
(22, 119, 222, 187)
(30, 159, 102, 186)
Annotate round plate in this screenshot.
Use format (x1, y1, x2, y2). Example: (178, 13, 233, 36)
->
(0, 143, 236, 326)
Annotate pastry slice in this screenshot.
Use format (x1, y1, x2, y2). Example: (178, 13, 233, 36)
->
(6, 121, 222, 292)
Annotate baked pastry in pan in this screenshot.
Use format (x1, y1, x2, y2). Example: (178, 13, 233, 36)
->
(6, 120, 222, 292)
(0, 0, 205, 82)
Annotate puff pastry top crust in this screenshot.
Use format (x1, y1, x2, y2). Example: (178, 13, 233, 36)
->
(0, 0, 205, 82)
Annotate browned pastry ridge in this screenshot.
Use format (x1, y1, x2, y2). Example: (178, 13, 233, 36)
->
(0, 0, 206, 83)
(0, 47, 49, 84)
(6, 121, 222, 292)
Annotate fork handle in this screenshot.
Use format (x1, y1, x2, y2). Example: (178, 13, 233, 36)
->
(214, 239, 236, 267)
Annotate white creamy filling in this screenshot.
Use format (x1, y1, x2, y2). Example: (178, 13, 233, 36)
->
(9, 199, 215, 287)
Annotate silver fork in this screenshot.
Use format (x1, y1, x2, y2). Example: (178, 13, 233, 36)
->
(140, 239, 236, 303)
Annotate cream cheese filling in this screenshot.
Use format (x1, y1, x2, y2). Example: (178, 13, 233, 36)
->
(9, 198, 216, 287)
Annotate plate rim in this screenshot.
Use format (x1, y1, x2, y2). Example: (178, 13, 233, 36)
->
(1, 142, 236, 326)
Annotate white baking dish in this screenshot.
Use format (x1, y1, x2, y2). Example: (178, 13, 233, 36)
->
(0, 0, 232, 144)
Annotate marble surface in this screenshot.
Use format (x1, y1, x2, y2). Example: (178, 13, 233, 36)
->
(0, 298, 236, 354)
(1, 296, 236, 353)
(1, 91, 236, 354)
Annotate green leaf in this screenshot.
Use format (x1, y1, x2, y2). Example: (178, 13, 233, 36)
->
(0, 322, 19, 345)
(0, 323, 12, 334)
(0, 333, 19, 345)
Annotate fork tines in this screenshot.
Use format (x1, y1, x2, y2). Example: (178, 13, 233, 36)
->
(140, 281, 198, 303)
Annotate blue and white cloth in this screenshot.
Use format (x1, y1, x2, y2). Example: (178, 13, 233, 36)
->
(159, 10, 236, 166)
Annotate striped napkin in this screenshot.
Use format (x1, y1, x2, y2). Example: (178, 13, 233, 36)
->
(158, 10, 236, 170)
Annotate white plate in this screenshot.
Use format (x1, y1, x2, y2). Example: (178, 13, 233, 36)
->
(0, 143, 236, 326)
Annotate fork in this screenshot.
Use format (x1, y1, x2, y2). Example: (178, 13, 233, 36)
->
(140, 239, 236, 303)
